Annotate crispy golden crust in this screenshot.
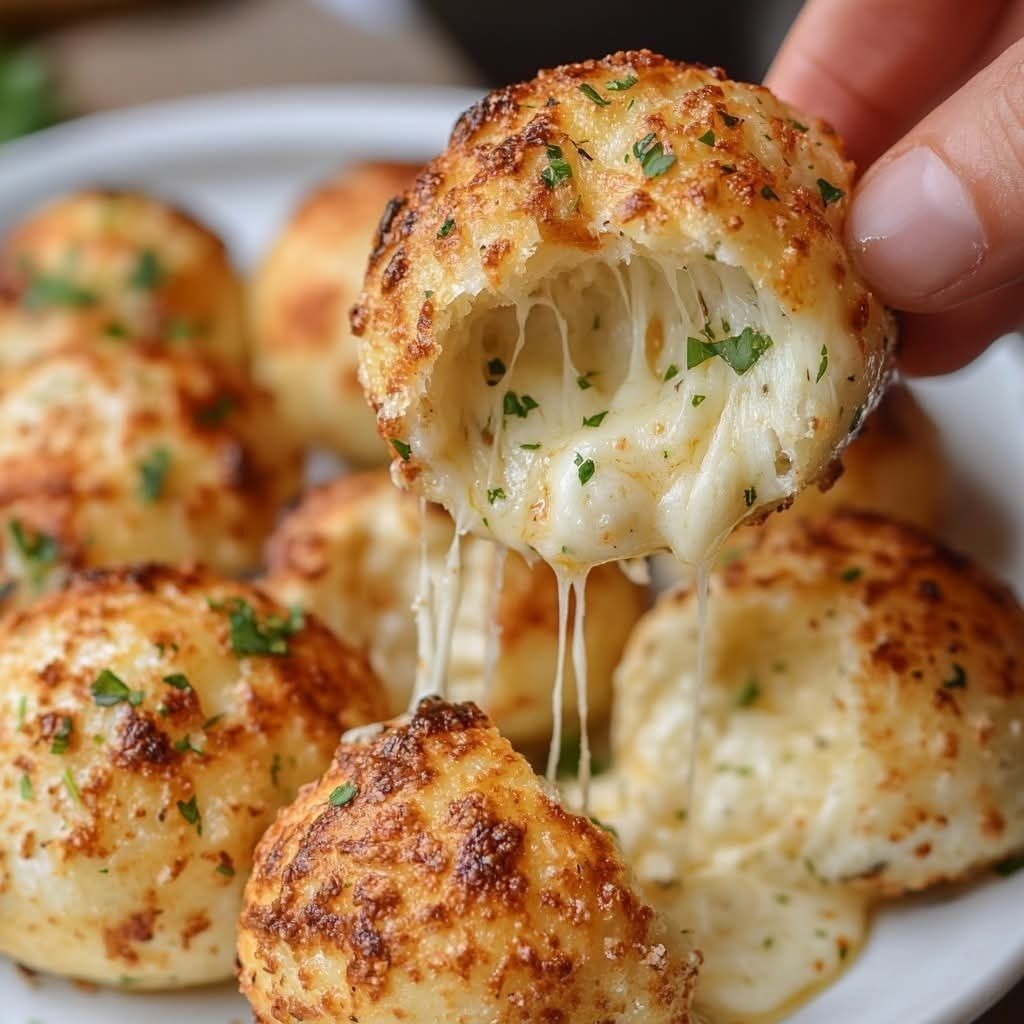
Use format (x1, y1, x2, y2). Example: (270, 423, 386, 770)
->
(0, 189, 245, 367)
(250, 163, 419, 464)
(791, 383, 945, 528)
(353, 51, 892, 566)
(238, 698, 700, 1023)
(611, 511, 1024, 897)
(261, 471, 647, 743)
(0, 565, 387, 988)
(0, 345, 300, 606)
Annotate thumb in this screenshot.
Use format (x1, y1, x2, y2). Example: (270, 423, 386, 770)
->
(847, 37, 1024, 314)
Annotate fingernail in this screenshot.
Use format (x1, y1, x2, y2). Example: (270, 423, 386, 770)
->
(849, 147, 986, 300)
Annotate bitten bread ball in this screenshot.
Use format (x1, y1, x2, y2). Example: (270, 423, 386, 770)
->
(355, 51, 892, 569)
(262, 471, 646, 744)
(652, 383, 947, 586)
(611, 511, 1024, 895)
(0, 345, 300, 607)
(250, 163, 418, 464)
(238, 698, 701, 1024)
(0, 565, 387, 988)
(0, 189, 246, 367)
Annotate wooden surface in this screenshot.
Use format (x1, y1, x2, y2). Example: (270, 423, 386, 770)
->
(20, 3, 1024, 1019)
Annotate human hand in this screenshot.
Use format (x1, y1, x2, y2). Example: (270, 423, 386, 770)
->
(767, 0, 1024, 374)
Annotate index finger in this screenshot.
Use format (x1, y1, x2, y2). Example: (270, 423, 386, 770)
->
(765, 0, 1005, 167)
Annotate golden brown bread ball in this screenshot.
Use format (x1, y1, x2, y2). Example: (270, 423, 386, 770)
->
(0, 345, 300, 607)
(237, 697, 701, 1023)
(611, 511, 1024, 896)
(0, 565, 388, 988)
(250, 163, 419, 464)
(0, 189, 246, 367)
(262, 471, 647, 745)
(354, 51, 892, 569)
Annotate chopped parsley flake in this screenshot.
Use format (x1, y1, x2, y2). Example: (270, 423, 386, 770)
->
(177, 795, 202, 834)
(215, 862, 235, 878)
(90, 668, 143, 708)
(503, 391, 539, 418)
(697, 129, 715, 147)
(606, 75, 637, 91)
(8, 517, 59, 588)
(582, 411, 608, 428)
(790, 119, 809, 132)
(588, 815, 619, 838)
(687, 336, 718, 369)
(574, 452, 595, 485)
(762, 936, 775, 949)
(163, 672, 191, 691)
(816, 345, 829, 382)
(744, 486, 757, 507)
(760, 185, 779, 201)
(576, 371, 596, 390)
(721, 111, 741, 127)
(22, 266, 97, 311)
(691, 394, 706, 407)
(632, 132, 677, 179)
(817, 178, 845, 206)
(942, 663, 967, 690)
(579, 83, 609, 106)
(174, 734, 204, 757)
(128, 249, 164, 290)
(390, 438, 412, 461)
(840, 566, 862, 583)
(270, 753, 282, 788)
(737, 678, 760, 707)
(329, 781, 358, 807)
(50, 714, 73, 754)
(436, 216, 455, 238)
(487, 487, 506, 504)
(664, 363, 679, 381)
(540, 144, 573, 188)
(520, 443, 541, 450)
(196, 394, 235, 426)
(19, 773, 31, 800)
(485, 357, 506, 385)
(718, 327, 774, 375)
(105, 320, 129, 339)
(212, 597, 304, 657)
(16, 694, 27, 730)
(62, 767, 81, 804)
(137, 446, 171, 503)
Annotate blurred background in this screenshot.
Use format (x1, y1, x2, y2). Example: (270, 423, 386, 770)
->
(0, 0, 805, 143)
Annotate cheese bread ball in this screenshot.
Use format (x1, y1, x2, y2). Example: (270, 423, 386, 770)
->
(0, 565, 387, 988)
(355, 51, 893, 570)
(0, 190, 246, 367)
(250, 163, 418, 464)
(611, 511, 1024, 895)
(238, 698, 701, 1024)
(652, 383, 947, 586)
(262, 471, 646, 744)
(0, 345, 300, 608)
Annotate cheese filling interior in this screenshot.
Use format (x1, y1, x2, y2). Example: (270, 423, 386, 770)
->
(417, 249, 845, 570)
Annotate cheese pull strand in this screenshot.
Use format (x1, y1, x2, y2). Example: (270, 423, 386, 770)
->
(571, 572, 592, 808)
(545, 571, 572, 784)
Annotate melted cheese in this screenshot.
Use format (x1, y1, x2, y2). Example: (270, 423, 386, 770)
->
(416, 249, 860, 571)
(649, 868, 867, 1023)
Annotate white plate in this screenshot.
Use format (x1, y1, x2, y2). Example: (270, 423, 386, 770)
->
(0, 86, 1022, 1024)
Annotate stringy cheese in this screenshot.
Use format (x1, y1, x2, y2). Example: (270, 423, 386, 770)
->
(414, 250, 858, 571)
